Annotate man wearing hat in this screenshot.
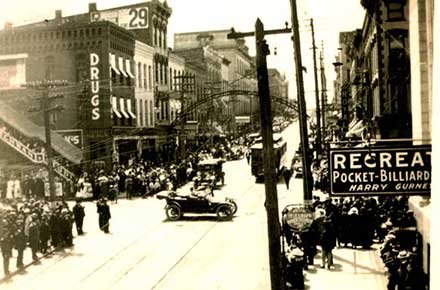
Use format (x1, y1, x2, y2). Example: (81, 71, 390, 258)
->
(97, 198, 111, 234)
(14, 219, 27, 269)
(0, 218, 14, 277)
(73, 199, 85, 235)
(285, 246, 305, 289)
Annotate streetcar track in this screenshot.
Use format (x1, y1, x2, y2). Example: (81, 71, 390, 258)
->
(79, 172, 256, 288)
(149, 174, 257, 289)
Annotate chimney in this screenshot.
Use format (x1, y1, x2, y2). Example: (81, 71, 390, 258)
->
(89, 3, 97, 12)
(4, 22, 13, 29)
(55, 10, 62, 20)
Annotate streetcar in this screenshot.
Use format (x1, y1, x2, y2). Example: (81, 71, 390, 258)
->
(250, 133, 288, 182)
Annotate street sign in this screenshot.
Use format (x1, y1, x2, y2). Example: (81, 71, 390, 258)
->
(282, 204, 314, 232)
(329, 145, 431, 196)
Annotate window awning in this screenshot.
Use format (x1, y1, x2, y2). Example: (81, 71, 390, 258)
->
(125, 59, 135, 79)
(118, 56, 128, 77)
(127, 99, 136, 119)
(109, 53, 120, 75)
(112, 96, 122, 118)
(119, 98, 130, 118)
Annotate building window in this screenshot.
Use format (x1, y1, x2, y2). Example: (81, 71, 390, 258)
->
(145, 100, 149, 126)
(158, 29, 162, 48)
(164, 65, 168, 85)
(139, 99, 143, 127)
(159, 63, 163, 84)
(138, 62, 142, 88)
(154, 62, 159, 84)
(169, 68, 173, 90)
(386, 0, 405, 21)
(148, 65, 152, 91)
(143, 64, 147, 88)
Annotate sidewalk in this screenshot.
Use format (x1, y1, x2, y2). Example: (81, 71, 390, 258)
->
(276, 179, 388, 290)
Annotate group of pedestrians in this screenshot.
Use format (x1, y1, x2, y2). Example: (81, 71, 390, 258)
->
(0, 199, 78, 278)
(282, 195, 421, 290)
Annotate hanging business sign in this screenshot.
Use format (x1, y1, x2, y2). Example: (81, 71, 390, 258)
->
(329, 145, 431, 196)
(55, 129, 83, 149)
(90, 4, 149, 30)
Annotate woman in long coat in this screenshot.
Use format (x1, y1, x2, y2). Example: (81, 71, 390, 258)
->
(97, 199, 111, 233)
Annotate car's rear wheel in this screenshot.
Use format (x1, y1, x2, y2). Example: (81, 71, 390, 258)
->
(166, 204, 182, 221)
(216, 204, 233, 221)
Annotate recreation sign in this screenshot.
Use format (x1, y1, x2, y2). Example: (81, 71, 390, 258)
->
(329, 145, 431, 196)
(90, 4, 149, 30)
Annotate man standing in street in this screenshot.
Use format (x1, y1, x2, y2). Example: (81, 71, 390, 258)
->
(97, 198, 111, 234)
(0, 219, 14, 278)
(282, 167, 293, 189)
(28, 214, 40, 262)
(73, 199, 85, 235)
(14, 219, 27, 270)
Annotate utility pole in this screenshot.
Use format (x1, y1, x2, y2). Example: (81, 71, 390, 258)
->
(310, 18, 322, 158)
(290, 0, 313, 200)
(320, 41, 327, 145)
(228, 19, 289, 290)
(26, 80, 66, 205)
(174, 74, 194, 161)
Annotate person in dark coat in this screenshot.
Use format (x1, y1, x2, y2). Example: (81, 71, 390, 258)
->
(60, 209, 73, 247)
(1, 221, 14, 277)
(39, 214, 50, 254)
(97, 198, 111, 233)
(72, 200, 85, 235)
(320, 219, 336, 269)
(33, 176, 45, 199)
(28, 214, 40, 262)
(282, 167, 293, 190)
(299, 226, 317, 268)
(14, 220, 27, 269)
(49, 210, 61, 249)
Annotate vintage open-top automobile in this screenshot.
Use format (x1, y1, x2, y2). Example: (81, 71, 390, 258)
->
(195, 158, 226, 187)
(156, 189, 237, 221)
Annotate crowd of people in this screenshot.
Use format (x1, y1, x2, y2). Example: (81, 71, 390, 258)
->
(0, 199, 77, 278)
(281, 195, 423, 290)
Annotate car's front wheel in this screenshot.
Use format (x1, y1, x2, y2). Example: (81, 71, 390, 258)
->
(166, 204, 182, 221)
(229, 200, 238, 215)
(216, 204, 233, 221)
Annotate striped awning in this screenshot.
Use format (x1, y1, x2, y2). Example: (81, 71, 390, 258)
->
(118, 57, 128, 77)
(109, 53, 120, 75)
(125, 59, 135, 79)
(119, 98, 130, 118)
(127, 99, 136, 119)
(111, 96, 122, 118)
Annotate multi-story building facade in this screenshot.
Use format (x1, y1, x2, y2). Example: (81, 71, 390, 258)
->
(407, 0, 434, 284)
(268, 68, 289, 117)
(173, 45, 230, 135)
(0, 1, 182, 168)
(332, 0, 434, 285)
(174, 30, 257, 135)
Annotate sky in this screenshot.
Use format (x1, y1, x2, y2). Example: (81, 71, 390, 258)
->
(0, 0, 365, 108)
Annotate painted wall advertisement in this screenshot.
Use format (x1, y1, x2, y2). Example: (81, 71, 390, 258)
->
(329, 145, 431, 196)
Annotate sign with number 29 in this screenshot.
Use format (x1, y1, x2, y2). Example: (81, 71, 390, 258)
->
(90, 4, 149, 30)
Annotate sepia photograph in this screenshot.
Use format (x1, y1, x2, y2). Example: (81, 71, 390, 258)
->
(0, 0, 438, 289)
